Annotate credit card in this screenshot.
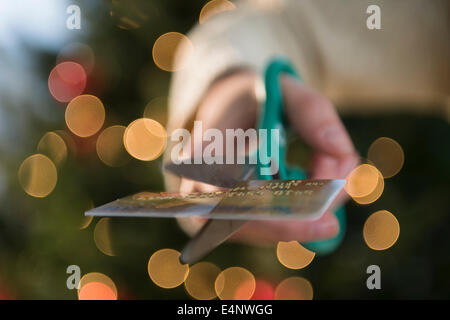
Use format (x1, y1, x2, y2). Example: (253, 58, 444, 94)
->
(86, 179, 345, 221)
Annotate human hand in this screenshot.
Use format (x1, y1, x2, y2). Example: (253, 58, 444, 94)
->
(175, 72, 359, 245)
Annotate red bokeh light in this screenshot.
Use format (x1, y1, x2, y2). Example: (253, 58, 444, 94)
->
(250, 279, 275, 300)
(48, 62, 86, 103)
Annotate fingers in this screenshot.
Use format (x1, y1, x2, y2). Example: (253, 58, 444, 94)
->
(282, 75, 359, 210)
(178, 175, 341, 245)
(177, 178, 220, 237)
(281, 75, 355, 157)
(179, 177, 223, 193)
(229, 211, 339, 245)
(310, 150, 359, 180)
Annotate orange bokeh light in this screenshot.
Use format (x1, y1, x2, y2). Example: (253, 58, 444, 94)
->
(363, 210, 400, 250)
(215, 267, 256, 300)
(124, 118, 167, 161)
(152, 32, 194, 72)
(345, 164, 380, 198)
(199, 0, 236, 24)
(78, 281, 117, 300)
(78, 272, 118, 300)
(274, 277, 313, 300)
(276, 241, 315, 270)
(96, 125, 129, 167)
(65, 95, 105, 138)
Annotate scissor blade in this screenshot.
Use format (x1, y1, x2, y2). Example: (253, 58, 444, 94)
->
(164, 157, 256, 188)
(180, 219, 247, 265)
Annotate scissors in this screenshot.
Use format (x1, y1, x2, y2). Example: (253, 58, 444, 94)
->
(165, 57, 346, 265)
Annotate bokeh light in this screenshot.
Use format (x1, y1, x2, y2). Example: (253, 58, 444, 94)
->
(352, 167, 384, 204)
(37, 132, 68, 167)
(78, 272, 118, 300)
(65, 95, 105, 138)
(143, 96, 168, 127)
(18, 154, 57, 198)
(199, 0, 236, 24)
(251, 279, 275, 300)
(124, 118, 167, 161)
(363, 210, 400, 250)
(345, 164, 381, 198)
(80, 201, 94, 230)
(94, 218, 115, 256)
(274, 277, 313, 300)
(80, 215, 93, 230)
(57, 42, 95, 74)
(96, 125, 130, 167)
(184, 262, 221, 300)
(276, 241, 315, 270)
(152, 32, 194, 72)
(48, 62, 86, 103)
(54, 129, 77, 157)
(368, 137, 405, 178)
(148, 249, 189, 289)
(215, 267, 256, 300)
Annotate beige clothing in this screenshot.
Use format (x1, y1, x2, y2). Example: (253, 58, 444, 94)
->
(168, 0, 449, 134)
(166, 0, 449, 181)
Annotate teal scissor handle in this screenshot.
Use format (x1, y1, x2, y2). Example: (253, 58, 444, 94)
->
(255, 57, 346, 255)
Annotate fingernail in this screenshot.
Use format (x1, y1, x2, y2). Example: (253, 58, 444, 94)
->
(322, 126, 354, 154)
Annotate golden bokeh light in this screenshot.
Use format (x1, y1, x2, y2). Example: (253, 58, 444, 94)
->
(199, 0, 236, 24)
(368, 137, 405, 178)
(124, 118, 167, 161)
(353, 167, 384, 204)
(148, 249, 189, 289)
(184, 262, 221, 300)
(143, 96, 168, 127)
(152, 32, 194, 72)
(48, 62, 86, 103)
(80, 201, 94, 230)
(215, 267, 256, 300)
(96, 125, 130, 167)
(363, 210, 400, 250)
(78, 272, 118, 300)
(94, 218, 115, 256)
(65, 95, 105, 138)
(274, 277, 313, 300)
(54, 129, 77, 156)
(37, 132, 68, 167)
(345, 164, 381, 198)
(80, 215, 93, 230)
(18, 154, 57, 198)
(276, 241, 315, 270)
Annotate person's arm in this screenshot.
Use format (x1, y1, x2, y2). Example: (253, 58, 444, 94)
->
(164, 0, 448, 243)
(164, 1, 357, 243)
